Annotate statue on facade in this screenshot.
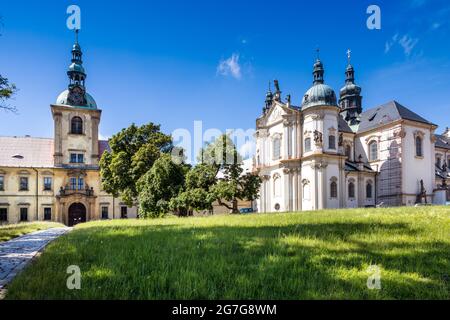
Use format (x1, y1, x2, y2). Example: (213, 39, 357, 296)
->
(417, 179, 428, 204)
(338, 133, 343, 147)
(314, 130, 323, 145)
(286, 94, 291, 105)
(442, 162, 448, 173)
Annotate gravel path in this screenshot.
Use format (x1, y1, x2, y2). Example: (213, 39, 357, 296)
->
(0, 227, 71, 292)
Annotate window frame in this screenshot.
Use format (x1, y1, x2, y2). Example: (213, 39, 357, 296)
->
(43, 177, 52, 191)
(0, 175, 4, 191)
(101, 206, 109, 220)
(0, 208, 7, 222)
(368, 141, 378, 162)
(44, 207, 52, 221)
(415, 136, 423, 157)
(19, 177, 29, 191)
(348, 182, 356, 199)
(272, 137, 281, 160)
(328, 135, 336, 150)
(304, 137, 312, 152)
(330, 181, 338, 198)
(20, 207, 28, 222)
(366, 181, 373, 199)
(120, 206, 128, 219)
(71, 116, 83, 135)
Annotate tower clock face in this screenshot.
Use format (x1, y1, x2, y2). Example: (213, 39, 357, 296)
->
(68, 86, 86, 106)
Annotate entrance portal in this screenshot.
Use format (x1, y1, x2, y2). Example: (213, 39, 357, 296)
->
(68, 203, 86, 226)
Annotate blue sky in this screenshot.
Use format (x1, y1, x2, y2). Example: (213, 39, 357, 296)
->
(1, 0, 450, 155)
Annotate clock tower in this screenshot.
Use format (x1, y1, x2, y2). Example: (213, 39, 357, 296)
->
(51, 30, 101, 168)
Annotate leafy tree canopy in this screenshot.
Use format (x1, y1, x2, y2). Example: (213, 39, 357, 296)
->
(99, 123, 172, 206)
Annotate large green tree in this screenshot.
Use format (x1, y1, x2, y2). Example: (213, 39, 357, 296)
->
(99, 123, 172, 206)
(169, 164, 217, 215)
(137, 154, 185, 218)
(199, 134, 262, 213)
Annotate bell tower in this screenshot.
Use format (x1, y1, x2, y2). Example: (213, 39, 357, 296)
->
(339, 50, 362, 126)
(51, 30, 101, 168)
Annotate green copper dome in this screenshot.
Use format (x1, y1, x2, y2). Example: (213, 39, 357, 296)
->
(56, 89, 97, 109)
(302, 58, 337, 110)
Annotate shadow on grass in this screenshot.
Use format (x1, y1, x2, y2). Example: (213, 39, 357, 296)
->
(5, 220, 450, 300)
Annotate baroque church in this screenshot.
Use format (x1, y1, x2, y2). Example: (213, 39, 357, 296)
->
(254, 54, 450, 213)
(0, 32, 137, 226)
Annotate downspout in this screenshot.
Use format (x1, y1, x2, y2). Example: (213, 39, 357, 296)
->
(32, 168, 39, 220)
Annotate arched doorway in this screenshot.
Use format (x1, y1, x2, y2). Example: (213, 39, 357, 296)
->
(68, 203, 86, 227)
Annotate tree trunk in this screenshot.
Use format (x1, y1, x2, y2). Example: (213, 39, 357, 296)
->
(232, 199, 239, 214)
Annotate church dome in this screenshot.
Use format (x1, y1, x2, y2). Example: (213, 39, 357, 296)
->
(302, 84, 337, 109)
(56, 89, 97, 109)
(301, 58, 338, 110)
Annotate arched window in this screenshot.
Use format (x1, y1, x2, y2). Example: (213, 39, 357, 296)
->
(345, 144, 351, 159)
(415, 136, 423, 157)
(328, 135, 336, 150)
(302, 181, 310, 200)
(273, 137, 281, 159)
(366, 181, 373, 199)
(305, 138, 311, 152)
(368, 141, 378, 162)
(71, 116, 83, 134)
(330, 181, 337, 198)
(273, 175, 281, 197)
(348, 182, 355, 198)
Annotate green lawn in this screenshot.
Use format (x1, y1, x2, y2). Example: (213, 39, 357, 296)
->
(5, 207, 450, 300)
(0, 222, 64, 243)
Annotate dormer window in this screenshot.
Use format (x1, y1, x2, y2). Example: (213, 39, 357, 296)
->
(71, 116, 83, 134)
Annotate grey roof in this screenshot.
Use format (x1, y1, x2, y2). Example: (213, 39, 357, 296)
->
(345, 161, 374, 173)
(0, 136, 110, 168)
(435, 134, 450, 150)
(338, 116, 353, 133)
(358, 101, 435, 133)
(0, 136, 54, 168)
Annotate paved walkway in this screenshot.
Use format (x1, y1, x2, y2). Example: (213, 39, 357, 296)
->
(0, 227, 71, 291)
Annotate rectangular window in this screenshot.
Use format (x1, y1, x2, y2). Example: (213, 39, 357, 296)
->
(43, 177, 52, 191)
(101, 206, 109, 219)
(70, 153, 84, 163)
(19, 177, 28, 191)
(0, 208, 7, 222)
(20, 208, 28, 222)
(329, 135, 336, 150)
(44, 208, 52, 221)
(121, 206, 128, 219)
(78, 178, 84, 190)
(70, 177, 77, 190)
(305, 138, 311, 152)
(0, 176, 4, 191)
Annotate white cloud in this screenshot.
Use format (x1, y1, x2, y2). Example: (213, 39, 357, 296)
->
(217, 53, 242, 79)
(384, 33, 418, 57)
(399, 35, 419, 56)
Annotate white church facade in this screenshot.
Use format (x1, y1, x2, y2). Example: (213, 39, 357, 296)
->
(254, 56, 450, 213)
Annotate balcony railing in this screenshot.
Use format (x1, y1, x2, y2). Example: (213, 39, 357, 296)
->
(59, 185, 94, 197)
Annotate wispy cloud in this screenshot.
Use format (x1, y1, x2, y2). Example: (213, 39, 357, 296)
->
(217, 53, 242, 79)
(385, 33, 419, 57)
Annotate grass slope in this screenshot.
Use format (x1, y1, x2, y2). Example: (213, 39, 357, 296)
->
(5, 207, 450, 300)
(0, 222, 64, 243)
